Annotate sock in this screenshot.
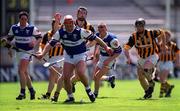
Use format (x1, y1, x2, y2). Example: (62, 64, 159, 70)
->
(148, 80, 155, 87)
(28, 87, 35, 94)
(46, 92, 51, 97)
(164, 82, 171, 91)
(94, 90, 98, 95)
(85, 86, 90, 90)
(107, 76, 111, 82)
(160, 83, 166, 94)
(20, 88, 25, 95)
(68, 93, 74, 98)
(54, 92, 59, 97)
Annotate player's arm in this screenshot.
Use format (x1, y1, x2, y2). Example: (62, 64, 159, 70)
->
(123, 35, 135, 64)
(36, 31, 59, 59)
(93, 44, 100, 63)
(104, 39, 122, 65)
(54, 13, 62, 32)
(86, 24, 96, 48)
(0, 26, 15, 57)
(0, 25, 15, 44)
(38, 33, 49, 53)
(86, 40, 96, 48)
(153, 29, 166, 46)
(32, 27, 42, 48)
(81, 28, 113, 55)
(174, 44, 180, 67)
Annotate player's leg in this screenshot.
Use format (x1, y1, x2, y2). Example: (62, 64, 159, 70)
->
(51, 74, 64, 102)
(100, 62, 116, 88)
(75, 60, 95, 102)
(137, 66, 149, 91)
(142, 55, 158, 99)
(70, 70, 80, 93)
(16, 59, 28, 100)
(93, 66, 109, 98)
(16, 52, 35, 100)
(159, 69, 168, 97)
(25, 67, 36, 100)
(101, 75, 116, 88)
(39, 66, 61, 100)
(159, 61, 174, 97)
(44, 68, 58, 99)
(63, 62, 75, 103)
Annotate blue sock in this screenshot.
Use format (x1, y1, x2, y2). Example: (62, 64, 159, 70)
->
(28, 87, 35, 94)
(20, 88, 25, 95)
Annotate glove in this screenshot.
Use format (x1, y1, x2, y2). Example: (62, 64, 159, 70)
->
(104, 46, 113, 56)
(0, 38, 7, 47)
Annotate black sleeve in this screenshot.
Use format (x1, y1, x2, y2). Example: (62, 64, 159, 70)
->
(89, 25, 95, 33)
(41, 33, 49, 45)
(126, 36, 135, 47)
(152, 30, 161, 39)
(174, 44, 179, 53)
(7, 35, 14, 41)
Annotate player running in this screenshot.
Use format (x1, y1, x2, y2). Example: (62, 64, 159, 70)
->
(38, 16, 64, 100)
(1, 11, 42, 100)
(124, 18, 166, 99)
(157, 30, 179, 98)
(35, 15, 113, 103)
(93, 22, 122, 98)
(70, 6, 96, 93)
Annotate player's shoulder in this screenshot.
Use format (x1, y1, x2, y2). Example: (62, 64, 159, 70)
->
(108, 32, 117, 38)
(86, 21, 93, 27)
(80, 28, 91, 33)
(110, 37, 120, 48)
(44, 30, 52, 36)
(170, 41, 176, 46)
(58, 27, 65, 33)
(11, 24, 19, 29)
(132, 31, 137, 36)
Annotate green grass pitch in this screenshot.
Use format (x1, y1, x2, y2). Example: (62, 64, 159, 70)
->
(0, 79, 180, 111)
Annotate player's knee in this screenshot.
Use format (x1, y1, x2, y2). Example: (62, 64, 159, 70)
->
(144, 68, 154, 75)
(144, 61, 154, 69)
(93, 75, 99, 81)
(137, 74, 145, 81)
(18, 69, 26, 75)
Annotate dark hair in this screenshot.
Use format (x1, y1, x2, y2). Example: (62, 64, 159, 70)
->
(19, 11, 29, 19)
(51, 18, 61, 26)
(52, 18, 56, 24)
(135, 18, 145, 26)
(77, 6, 88, 14)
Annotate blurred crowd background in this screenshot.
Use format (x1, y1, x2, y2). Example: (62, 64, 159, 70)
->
(0, 0, 180, 82)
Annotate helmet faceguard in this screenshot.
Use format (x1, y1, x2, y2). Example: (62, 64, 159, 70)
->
(135, 18, 145, 27)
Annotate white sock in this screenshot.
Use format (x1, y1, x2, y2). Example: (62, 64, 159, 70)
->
(68, 93, 74, 98)
(85, 86, 90, 90)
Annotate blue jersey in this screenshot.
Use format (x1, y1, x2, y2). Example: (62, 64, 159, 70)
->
(96, 32, 122, 56)
(50, 26, 96, 55)
(8, 23, 41, 51)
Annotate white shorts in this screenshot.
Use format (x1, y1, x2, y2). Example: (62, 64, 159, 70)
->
(64, 51, 86, 65)
(16, 50, 33, 61)
(48, 56, 64, 68)
(138, 54, 159, 68)
(158, 61, 173, 71)
(97, 55, 115, 69)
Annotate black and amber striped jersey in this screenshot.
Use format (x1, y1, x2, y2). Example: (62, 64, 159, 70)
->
(40, 30, 64, 58)
(124, 29, 162, 58)
(159, 41, 179, 62)
(75, 20, 95, 33)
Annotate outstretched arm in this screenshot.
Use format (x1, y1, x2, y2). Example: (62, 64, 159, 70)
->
(94, 37, 113, 55)
(124, 49, 131, 64)
(35, 43, 52, 60)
